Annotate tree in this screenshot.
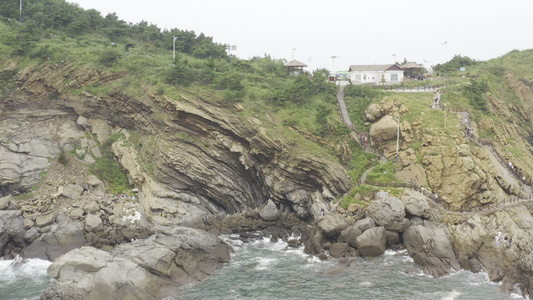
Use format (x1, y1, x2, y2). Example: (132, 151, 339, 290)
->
(434, 55, 477, 73)
(463, 79, 489, 111)
(315, 104, 332, 136)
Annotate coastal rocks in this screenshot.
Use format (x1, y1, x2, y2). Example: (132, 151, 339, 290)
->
(365, 196, 407, 230)
(448, 206, 533, 296)
(0, 210, 24, 258)
(355, 226, 387, 257)
(318, 215, 349, 238)
(259, 199, 278, 221)
(400, 190, 432, 219)
(43, 227, 232, 300)
(44, 246, 181, 300)
(403, 222, 460, 277)
(329, 243, 350, 258)
(22, 214, 87, 260)
(0, 195, 12, 209)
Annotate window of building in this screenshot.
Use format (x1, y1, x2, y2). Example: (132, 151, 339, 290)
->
(391, 74, 398, 81)
(354, 74, 361, 80)
(363, 74, 367, 80)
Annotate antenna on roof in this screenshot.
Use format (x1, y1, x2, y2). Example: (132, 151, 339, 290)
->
(292, 47, 295, 60)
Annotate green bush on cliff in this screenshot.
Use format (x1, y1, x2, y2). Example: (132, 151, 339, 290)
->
(343, 84, 382, 131)
(89, 134, 131, 195)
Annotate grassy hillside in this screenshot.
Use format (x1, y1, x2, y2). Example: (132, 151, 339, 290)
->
(0, 0, 376, 192)
(2, 1, 533, 198)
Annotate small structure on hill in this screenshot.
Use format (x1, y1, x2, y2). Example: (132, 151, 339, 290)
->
(286, 60, 308, 76)
(400, 62, 426, 80)
(348, 64, 403, 85)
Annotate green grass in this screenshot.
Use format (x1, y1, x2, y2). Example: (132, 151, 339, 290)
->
(340, 184, 403, 209)
(365, 161, 402, 183)
(89, 133, 131, 195)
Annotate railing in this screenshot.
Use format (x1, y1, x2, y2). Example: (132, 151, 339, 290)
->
(364, 180, 413, 189)
(443, 107, 470, 114)
(381, 86, 438, 92)
(361, 177, 533, 214)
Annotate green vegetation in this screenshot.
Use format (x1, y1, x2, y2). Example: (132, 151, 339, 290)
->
(340, 184, 403, 209)
(89, 133, 131, 195)
(343, 84, 382, 131)
(365, 161, 402, 183)
(3, 0, 533, 203)
(463, 78, 489, 112)
(433, 55, 478, 74)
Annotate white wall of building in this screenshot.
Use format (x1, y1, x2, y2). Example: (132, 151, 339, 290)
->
(349, 70, 403, 85)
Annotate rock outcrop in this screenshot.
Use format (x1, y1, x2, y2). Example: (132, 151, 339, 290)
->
(403, 221, 460, 277)
(42, 226, 232, 300)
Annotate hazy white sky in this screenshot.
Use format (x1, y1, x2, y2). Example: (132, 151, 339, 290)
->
(68, 0, 533, 72)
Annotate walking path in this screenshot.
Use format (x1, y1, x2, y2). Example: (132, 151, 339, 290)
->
(333, 85, 533, 214)
(336, 85, 352, 128)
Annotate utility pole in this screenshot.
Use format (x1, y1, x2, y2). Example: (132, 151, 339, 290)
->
(442, 41, 448, 78)
(173, 36, 177, 64)
(20, 0, 22, 23)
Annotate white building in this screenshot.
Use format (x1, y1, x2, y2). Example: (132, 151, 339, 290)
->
(348, 64, 404, 85)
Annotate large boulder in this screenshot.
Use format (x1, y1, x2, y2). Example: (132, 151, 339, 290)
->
(340, 225, 362, 248)
(353, 217, 375, 232)
(329, 243, 350, 258)
(42, 226, 233, 300)
(339, 217, 376, 247)
(403, 221, 460, 277)
(365, 104, 382, 122)
(355, 226, 387, 257)
(259, 199, 278, 221)
(317, 215, 349, 238)
(369, 115, 398, 143)
(401, 190, 432, 219)
(365, 196, 406, 228)
(44, 246, 180, 300)
(62, 184, 85, 199)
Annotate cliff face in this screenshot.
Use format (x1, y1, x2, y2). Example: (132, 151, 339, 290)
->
(0, 61, 350, 227)
(366, 102, 522, 209)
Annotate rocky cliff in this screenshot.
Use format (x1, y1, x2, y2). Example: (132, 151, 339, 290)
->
(1, 60, 350, 225)
(0, 60, 352, 298)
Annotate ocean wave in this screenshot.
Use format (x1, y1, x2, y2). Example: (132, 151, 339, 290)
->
(441, 290, 462, 300)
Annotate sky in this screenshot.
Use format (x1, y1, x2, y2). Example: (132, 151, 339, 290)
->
(67, 0, 533, 73)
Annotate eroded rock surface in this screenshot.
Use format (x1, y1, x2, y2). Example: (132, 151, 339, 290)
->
(42, 227, 232, 300)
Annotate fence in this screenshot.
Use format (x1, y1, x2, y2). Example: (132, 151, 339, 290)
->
(362, 178, 533, 214)
(444, 107, 470, 114)
(381, 86, 437, 92)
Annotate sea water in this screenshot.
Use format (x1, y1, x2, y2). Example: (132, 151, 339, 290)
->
(0, 256, 52, 300)
(180, 235, 522, 300)
(0, 236, 524, 300)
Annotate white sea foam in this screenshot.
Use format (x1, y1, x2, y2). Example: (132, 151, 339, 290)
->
(441, 290, 462, 300)
(254, 257, 278, 271)
(359, 281, 374, 287)
(0, 257, 51, 284)
(510, 293, 525, 299)
(384, 249, 408, 256)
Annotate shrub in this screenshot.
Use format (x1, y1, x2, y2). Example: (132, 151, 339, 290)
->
(100, 48, 122, 67)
